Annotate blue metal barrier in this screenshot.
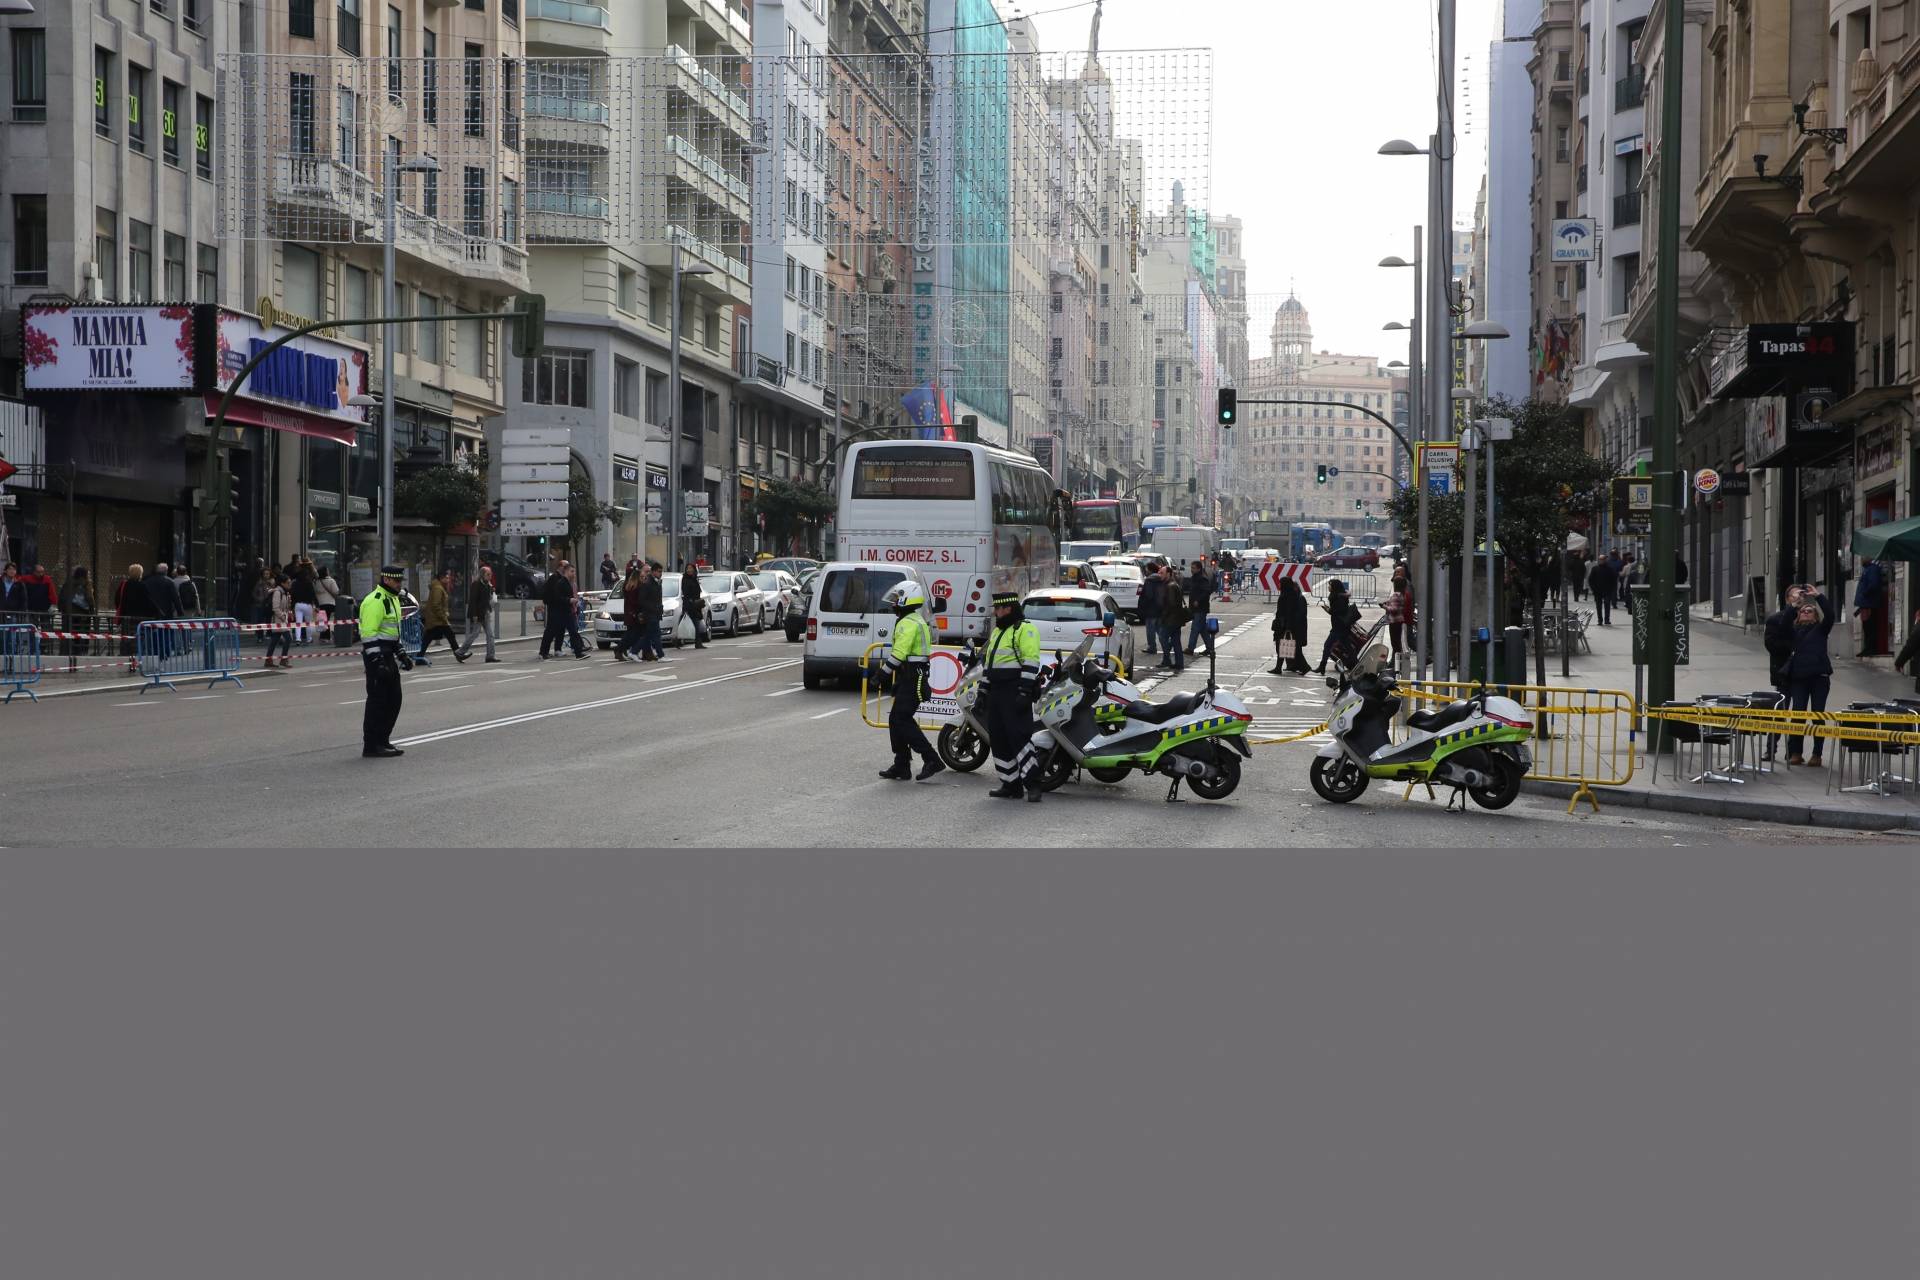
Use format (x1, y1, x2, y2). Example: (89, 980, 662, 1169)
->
(136, 618, 245, 693)
(400, 608, 432, 667)
(1, 623, 42, 703)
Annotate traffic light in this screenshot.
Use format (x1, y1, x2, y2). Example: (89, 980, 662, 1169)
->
(1216, 387, 1236, 427)
(1355, 499, 1364, 510)
(226, 472, 241, 520)
(1316, 463, 1328, 485)
(511, 293, 547, 359)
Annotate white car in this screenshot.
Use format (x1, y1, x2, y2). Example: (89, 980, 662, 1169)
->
(751, 569, 802, 629)
(1021, 588, 1137, 676)
(1087, 562, 1144, 616)
(699, 571, 767, 636)
(589, 578, 688, 648)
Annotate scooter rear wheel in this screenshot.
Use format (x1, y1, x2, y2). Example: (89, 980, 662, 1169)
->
(1310, 755, 1370, 803)
(938, 724, 989, 772)
(1187, 750, 1241, 800)
(1468, 751, 1524, 810)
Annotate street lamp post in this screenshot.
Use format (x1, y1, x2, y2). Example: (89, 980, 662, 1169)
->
(381, 155, 440, 571)
(1381, 236, 1427, 678)
(668, 241, 714, 571)
(1449, 324, 1508, 680)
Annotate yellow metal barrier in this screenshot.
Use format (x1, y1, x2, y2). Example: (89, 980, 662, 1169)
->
(1400, 680, 1637, 814)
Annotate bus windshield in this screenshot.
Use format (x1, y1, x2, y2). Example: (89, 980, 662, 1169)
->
(850, 446, 976, 500)
(1074, 498, 1141, 550)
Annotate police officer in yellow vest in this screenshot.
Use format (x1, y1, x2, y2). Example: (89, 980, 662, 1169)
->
(983, 590, 1046, 802)
(358, 564, 413, 757)
(875, 582, 945, 781)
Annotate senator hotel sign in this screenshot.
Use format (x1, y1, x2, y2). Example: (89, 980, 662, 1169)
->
(23, 304, 368, 445)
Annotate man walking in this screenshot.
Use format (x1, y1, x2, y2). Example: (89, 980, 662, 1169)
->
(1183, 559, 1215, 657)
(457, 564, 499, 662)
(358, 564, 412, 758)
(1587, 552, 1619, 626)
(875, 581, 944, 782)
(417, 568, 461, 660)
(638, 562, 667, 659)
(1156, 566, 1189, 671)
(599, 552, 618, 591)
(540, 560, 588, 659)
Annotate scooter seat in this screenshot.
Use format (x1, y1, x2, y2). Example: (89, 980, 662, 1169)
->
(1408, 701, 1477, 733)
(1123, 691, 1209, 724)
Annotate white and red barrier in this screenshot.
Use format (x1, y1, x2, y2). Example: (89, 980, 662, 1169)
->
(1254, 562, 1314, 592)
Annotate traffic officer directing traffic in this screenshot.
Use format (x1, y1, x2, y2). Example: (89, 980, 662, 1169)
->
(875, 582, 945, 782)
(359, 564, 413, 757)
(983, 590, 1045, 801)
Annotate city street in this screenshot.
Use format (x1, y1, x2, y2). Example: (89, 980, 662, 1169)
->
(3, 586, 1906, 848)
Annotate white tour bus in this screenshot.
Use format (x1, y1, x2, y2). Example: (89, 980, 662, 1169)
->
(836, 440, 1061, 642)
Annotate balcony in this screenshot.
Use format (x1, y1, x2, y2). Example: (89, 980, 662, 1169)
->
(527, 0, 609, 28)
(271, 154, 379, 233)
(525, 0, 612, 55)
(525, 94, 611, 151)
(391, 205, 530, 288)
(1612, 192, 1642, 226)
(1614, 69, 1645, 112)
(668, 223, 749, 285)
(665, 45, 751, 132)
(667, 133, 751, 210)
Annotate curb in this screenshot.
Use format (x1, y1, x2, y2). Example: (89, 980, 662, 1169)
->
(12, 634, 546, 702)
(1521, 778, 1920, 832)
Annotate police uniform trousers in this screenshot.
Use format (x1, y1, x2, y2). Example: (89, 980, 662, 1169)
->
(888, 663, 937, 765)
(984, 677, 1037, 785)
(363, 647, 403, 750)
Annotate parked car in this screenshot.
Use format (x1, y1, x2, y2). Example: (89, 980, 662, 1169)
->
(1087, 561, 1144, 617)
(755, 556, 821, 579)
(1315, 546, 1381, 571)
(751, 569, 802, 629)
(479, 549, 548, 600)
(700, 571, 767, 636)
(783, 569, 819, 643)
(1021, 588, 1136, 675)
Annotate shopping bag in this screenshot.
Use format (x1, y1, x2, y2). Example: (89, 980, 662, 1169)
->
(1275, 638, 1298, 661)
(674, 613, 697, 644)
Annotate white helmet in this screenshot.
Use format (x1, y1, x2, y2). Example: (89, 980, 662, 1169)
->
(881, 581, 927, 615)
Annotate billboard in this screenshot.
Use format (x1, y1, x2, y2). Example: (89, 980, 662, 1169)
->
(22, 305, 202, 391)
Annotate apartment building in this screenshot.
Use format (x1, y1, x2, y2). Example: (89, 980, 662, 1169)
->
(1527, 0, 1581, 404)
(1483, 0, 1537, 401)
(1005, 16, 1050, 458)
(1243, 295, 1400, 539)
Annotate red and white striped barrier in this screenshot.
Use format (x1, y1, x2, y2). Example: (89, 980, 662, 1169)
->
(1254, 562, 1314, 592)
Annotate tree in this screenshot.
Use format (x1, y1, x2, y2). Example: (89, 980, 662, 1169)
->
(751, 479, 835, 554)
(1384, 397, 1611, 685)
(567, 467, 624, 555)
(395, 452, 488, 536)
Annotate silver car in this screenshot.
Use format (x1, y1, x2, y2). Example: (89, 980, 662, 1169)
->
(699, 571, 767, 637)
(751, 569, 802, 629)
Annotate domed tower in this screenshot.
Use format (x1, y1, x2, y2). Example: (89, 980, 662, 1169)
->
(1270, 292, 1311, 381)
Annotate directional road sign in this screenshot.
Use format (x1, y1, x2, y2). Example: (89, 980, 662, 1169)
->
(499, 517, 569, 536)
(501, 463, 568, 483)
(503, 499, 568, 519)
(501, 445, 570, 466)
(502, 427, 572, 447)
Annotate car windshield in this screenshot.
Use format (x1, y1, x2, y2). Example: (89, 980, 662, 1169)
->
(700, 573, 734, 594)
(819, 568, 905, 614)
(1023, 596, 1104, 622)
(659, 577, 680, 598)
(753, 573, 783, 591)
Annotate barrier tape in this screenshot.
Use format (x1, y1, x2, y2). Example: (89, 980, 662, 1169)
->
(1246, 720, 1330, 747)
(1644, 702, 1920, 747)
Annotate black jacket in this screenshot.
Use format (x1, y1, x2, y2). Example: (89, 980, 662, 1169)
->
(1139, 575, 1166, 615)
(638, 577, 664, 622)
(1763, 607, 1796, 685)
(0, 579, 24, 613)
(1183, 570, 1213, 613)
(681, 570, 703, 611)
(1273, 590, 1309, 639)
(175, 576, 201, 615)
(542, 572, 575, 611)
(467, 579, 496, 619)
(1587, 559, 1620, 598)
(144, 573, 181, 619)
(1783, 595, 1836, 680)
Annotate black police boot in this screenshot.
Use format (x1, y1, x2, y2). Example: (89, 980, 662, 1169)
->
(916, 755, 946, 781)
(987, 782, 1023, 799)
(1024, 781, 1044, 802)
(878, 760, 912, 780)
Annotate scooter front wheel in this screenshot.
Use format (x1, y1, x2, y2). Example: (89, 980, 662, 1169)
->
(1310, 755, 1370, 803)
(1468, 751, 1524, 810)
(938, 723, 989, 772)
(1031, 750, 1075, 792)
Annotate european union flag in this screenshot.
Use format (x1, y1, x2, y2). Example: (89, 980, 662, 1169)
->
(900, 381, 954, 440)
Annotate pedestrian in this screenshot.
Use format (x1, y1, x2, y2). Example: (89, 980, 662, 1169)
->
(1781, 585, 1835, 768)
(1156, 566, 1189, 671)
(358, 564, 412, 757)
(288, 561, 318, 644)
(62, 567, 94, 657)
(1619, 552, 1638, 610)
(615, 563, 644, 662)
(250, 564, 273, 633)
(1675, 552, 1689, 588)
(1762, 584, 1803, 762)
(314, 562, 339, 631)
(1588, 552, 1620, 626)
(1566, 546, 1588, 601)
(875, 581, 945, 782)
(1271, 575, 1311, 675)
(117, 563, 158, 669)
(1137, 562, 1164, 655)
(1384, 578, 1413, 658)
(599, 552, 618, 591)
(982, 590, 1044, 801)
(458, 564, 500, 662)
(1853, 557, 1887, 657)
(638, 561, 667, 659)
(262, 574, 293, 667)
(0, 563, 23, 620)
(1319, 580, 1360, 675)
(146, 560, 181, 621)
(1182, 559, 1215, 657)
(417, 568, 461, 659)
(18, 562, 54, 617)
(539, 561, 589, 659)
(680, 562, 709, 648)
(172, 564, 201, 617)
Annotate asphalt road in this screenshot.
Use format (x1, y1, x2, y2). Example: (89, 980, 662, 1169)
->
(2, 581, 1910, 847)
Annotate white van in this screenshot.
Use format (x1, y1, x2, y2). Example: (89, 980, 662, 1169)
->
(1149, 525, 1219, 569)
(802, 562, 936, 689)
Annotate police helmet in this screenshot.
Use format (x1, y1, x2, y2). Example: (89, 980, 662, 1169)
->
(882, 581, 928, 616)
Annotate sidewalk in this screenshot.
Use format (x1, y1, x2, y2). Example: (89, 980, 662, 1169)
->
(1515, 602, 1920, 831)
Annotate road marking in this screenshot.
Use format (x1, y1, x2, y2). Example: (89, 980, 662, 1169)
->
(338, 699, 362, 706)
(809, 707, 848, 720)
(392, 659, 802, 747)
(418, 684, 474, 694)
(237, 687, 278, 693)
(183, 694, 223, 701)
(300, 682, 331, 688)
(111, 701, 161, 706)
(492, 673, 538, 683)
(619, 671, 677, 682)
(764, 684, 806, 697)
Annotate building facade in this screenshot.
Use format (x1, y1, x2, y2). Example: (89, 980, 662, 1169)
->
(1526, 0, 1582, 404)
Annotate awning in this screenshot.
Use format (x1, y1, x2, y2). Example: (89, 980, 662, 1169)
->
(1851, 514, 1920, 561)
(205, 394, 358, 446)
(1821, 382, 1914, 426)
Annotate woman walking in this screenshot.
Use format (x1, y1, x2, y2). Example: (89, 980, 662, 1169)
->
(262, 574, 293, 667)
(1318, 580, 1360, 675)
(1270, 576, 1311, 675)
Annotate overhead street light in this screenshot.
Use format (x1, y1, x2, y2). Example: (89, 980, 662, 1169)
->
(1377, 138, 1430, 156)
(1378, 256, 1414, 269)
(1383, 321, 1410, 332)
(1457, 321, 1511, 340)
(668, 248, 714, 570)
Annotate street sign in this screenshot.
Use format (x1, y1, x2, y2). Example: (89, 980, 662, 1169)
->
(502, 427, 572, 447)
(499, 517, 569, 536)
(1611, 475, 1654, 535)
(0, 493, 16, 507)
(1255, 562, 1313, 592)
(1418, 442, 1458, 496)
(0, 457, 16, 483)
(1550, 218, 1597, 262)
(503, 498, 568, 519)
(684, 491, 710, 511)
(501, 482, 570, 501)
(501, 445, 570, 466)
(501, 463, 568, 483)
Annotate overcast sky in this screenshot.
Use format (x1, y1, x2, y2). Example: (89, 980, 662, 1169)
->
(1026, 0, 1499, 365)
